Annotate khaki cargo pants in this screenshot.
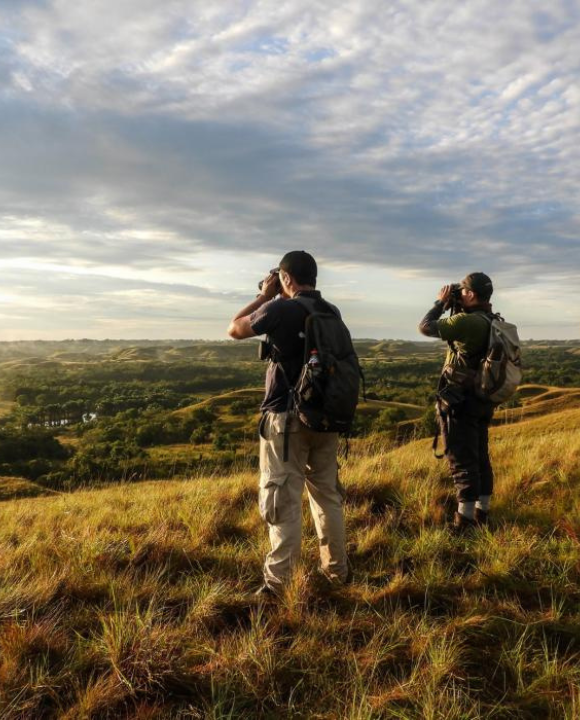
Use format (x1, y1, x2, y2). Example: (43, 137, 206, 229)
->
(259, 411, 348, 591)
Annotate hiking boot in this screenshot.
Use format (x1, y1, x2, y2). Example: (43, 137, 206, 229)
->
(451, 512, 478, 536)
(474, 508, 489, 527)
(317, 565, 353, 587)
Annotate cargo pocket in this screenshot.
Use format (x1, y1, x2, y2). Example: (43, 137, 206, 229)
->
(258, 473, 290, 525)
(269, 412, 300, 436)
(260, 412, 301, 474)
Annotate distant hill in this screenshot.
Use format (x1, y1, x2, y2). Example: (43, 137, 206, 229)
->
(357, 339, 444, 358)
(1, 337, 580, 364)
(0, 339, 262, 363)
(0, 338, 445, 364)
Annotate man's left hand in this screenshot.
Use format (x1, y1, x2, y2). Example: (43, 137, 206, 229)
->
(259, 272, 280, 300)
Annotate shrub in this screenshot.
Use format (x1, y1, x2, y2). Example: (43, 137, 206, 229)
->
(373, 407, 407, 432)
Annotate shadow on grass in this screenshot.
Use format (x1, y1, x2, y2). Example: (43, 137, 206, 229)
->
(346, 482, 404, 516)
(128, 542, 259, 582)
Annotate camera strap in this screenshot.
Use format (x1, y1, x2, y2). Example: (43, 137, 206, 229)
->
(258, 365, 297, 462)
(433, 373, 450, 459)
(274, 362, 298, 462)
(432, 401, 447, 459)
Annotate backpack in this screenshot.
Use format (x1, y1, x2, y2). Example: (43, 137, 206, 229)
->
(473, 313, 522, 404)
(270, 296, 362, 449)
(291, 296, 363, 433)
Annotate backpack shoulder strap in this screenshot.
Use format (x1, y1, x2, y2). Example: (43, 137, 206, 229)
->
(292, 295, 313, 311)
(472, 310, 494, 324)
(291, 295, 314, 315)
(268, 297, 313, 463)
(292, 294, 340, 318)
(292, 296, 345, 365)
(473, 310, 505, 324)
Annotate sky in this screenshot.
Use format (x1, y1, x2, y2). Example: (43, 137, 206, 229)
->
(0, 0, 579, 341)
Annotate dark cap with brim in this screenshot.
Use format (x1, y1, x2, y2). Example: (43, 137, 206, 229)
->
(279, 250, 317, 285)
(460, 272, 493, 299)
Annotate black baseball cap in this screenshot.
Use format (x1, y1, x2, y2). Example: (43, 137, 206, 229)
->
(460, 272, 493, 300)
(279, 250, 317, 286)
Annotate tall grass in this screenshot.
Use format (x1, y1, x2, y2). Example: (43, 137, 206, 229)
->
(1, 411, 580, 718)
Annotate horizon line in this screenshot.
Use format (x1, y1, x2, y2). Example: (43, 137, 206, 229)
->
(1, 337, 578, 344)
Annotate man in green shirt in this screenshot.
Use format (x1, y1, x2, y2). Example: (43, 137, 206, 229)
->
(419, 272, 495, 532)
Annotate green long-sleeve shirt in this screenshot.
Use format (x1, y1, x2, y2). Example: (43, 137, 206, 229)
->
(437, 312, 490, 370)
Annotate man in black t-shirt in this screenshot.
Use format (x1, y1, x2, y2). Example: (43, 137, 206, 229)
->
(228, 251, 349, 597)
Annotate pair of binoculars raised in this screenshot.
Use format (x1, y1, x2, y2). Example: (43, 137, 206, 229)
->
(258, 269, 281, 293)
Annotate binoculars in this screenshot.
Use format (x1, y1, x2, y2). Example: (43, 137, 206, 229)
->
(258, 269, 282, 294)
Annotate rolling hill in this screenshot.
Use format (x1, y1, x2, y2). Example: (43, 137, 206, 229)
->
(0, 476, 60, 501)
(499, 383, 580, 424)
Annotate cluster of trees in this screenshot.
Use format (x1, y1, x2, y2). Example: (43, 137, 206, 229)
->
(0, 425, 68, 480)
(361, 359, 441, 405)
(0, 399, 252, 488)
(133, 406, 221, 447)
(522, 349, 580, 386)
(351, 407, 408, 436)
(14, 400, 90, 427)
(1, 360, 263, 423)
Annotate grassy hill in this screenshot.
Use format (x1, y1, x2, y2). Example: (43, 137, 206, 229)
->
(499, 384, 580, 425)
(171, 382, 580, 441)
(166, 391, 426, 468)
(1, 408, 579, 718)
(173, 388, 265, 416)
(0, 476, 59, 501)
(174, 390, 425, 423)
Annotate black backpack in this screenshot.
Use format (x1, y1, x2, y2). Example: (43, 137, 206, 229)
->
(287, 296, 363, 434)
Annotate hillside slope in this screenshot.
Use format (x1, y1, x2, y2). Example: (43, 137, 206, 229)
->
(0, 411, 579, 718)
(500, 383, 580, 424)
(0, 476, 59, 501)
(174, 389, 426, 424)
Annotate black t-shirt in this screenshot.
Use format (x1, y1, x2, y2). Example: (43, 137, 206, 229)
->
(250, 291, 337, 412)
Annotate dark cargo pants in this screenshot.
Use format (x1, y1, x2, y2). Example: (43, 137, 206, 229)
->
(444, 395, 495, 503)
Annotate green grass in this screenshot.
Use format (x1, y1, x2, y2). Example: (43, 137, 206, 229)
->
(1, 410, 580, 718)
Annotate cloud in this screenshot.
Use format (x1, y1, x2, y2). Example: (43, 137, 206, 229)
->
(0, 264, 248, 340)
(0, 0, 579, 337)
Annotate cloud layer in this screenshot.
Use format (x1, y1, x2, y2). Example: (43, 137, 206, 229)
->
(0, 0, 579, 338)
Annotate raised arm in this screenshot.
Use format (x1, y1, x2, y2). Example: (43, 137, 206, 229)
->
(418, 285, 452, 337)
(227, 272, 279, 340)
